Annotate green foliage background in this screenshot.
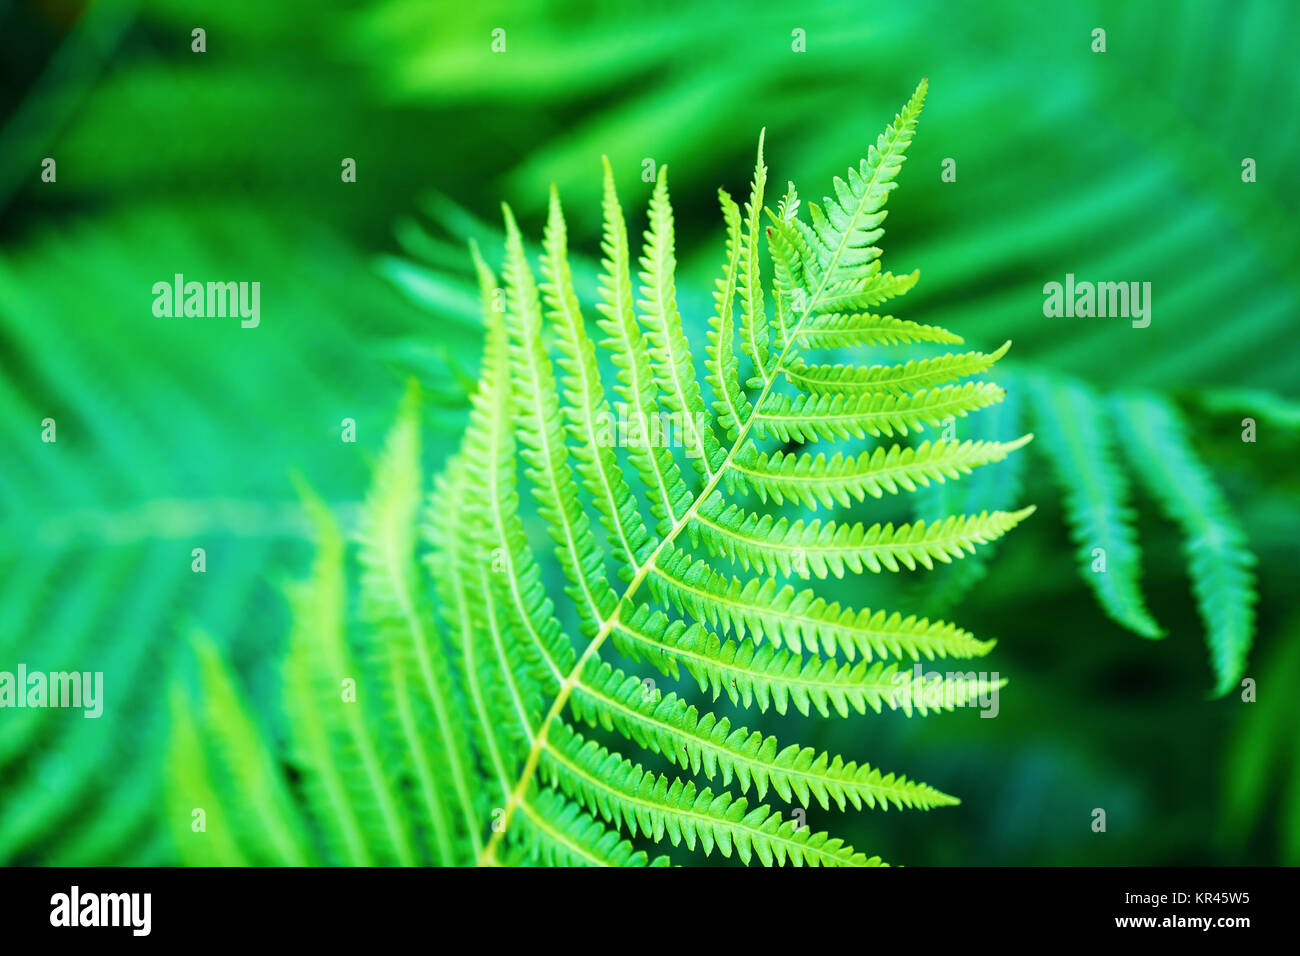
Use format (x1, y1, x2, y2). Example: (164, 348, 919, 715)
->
(0, 0, 1295, 865)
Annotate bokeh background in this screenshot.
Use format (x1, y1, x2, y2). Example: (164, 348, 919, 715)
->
(1, 0, 1296, 865)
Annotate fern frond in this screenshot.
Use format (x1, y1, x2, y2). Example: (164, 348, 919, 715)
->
(170, 82, 1032, 868)
(501, 206, 619, 636)
(796, 310, 962, 349)
(595, 158, 693, 527)
(284, 488, 418, 866)
(541, 188, 654, 573)
(466, 247, 575, 680)
(540, 723, 884, 866)
(166, 682, 256, 867)
(648, 545, 997, 661)
(638, 168, 725, 475)
(738, 131, 770, 383)
(519, 788, 670, 867)
(427, 464, 504, 856)
(797, 79, 926, 286)
(1026, 374, 1162, 639)
(752, 381, 1007, 443)
(168, 636, 310, 866)
(784, 341, 1011, 396)
(705, 188, 753, 441)
(609, 603, 995, 719)
(569, 658, 957, 812)
(768, 179, 802, 353)
(438, 301, 644, 867)
(689, 494, 1035, 578)
(355, 381, 479, 864)
(726, 436, 1033, 509)
(811, 270, 922, 315)
(1112, 392, 1258, 695)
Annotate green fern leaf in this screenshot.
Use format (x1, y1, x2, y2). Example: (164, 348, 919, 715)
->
(738, 131, 771, 383)
(638, 169, 725, 474)
(705, 187, 753, 441)
(167, 635, 310, 867)
(1112, 392, 1258, 695)
(357, 377, 497, 864)
(689, 495, 1035, 578)
(1025, 373, 1162, 639)
(594, 158, 694, 528)
(726, 435, 1032, 509)
(168, 80, 1032, 867)
(784, 341, 1012, 396)
(795, 309, 960, 349)
(285, 487, 419, 866)
(541, 188, 655, 572)
(501, 205, 621, 636)
(568, 658, 957, 812)
(609, 603, 997, 719)
(752, 381, 1007, 443)
(539, 722, 882, 866)
(647, 544, 997, 661)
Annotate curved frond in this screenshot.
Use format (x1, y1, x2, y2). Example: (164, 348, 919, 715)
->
(706, 188, 753, 440)
(1113, 392, 1258, 695)
(1026, 374, 1162, 639)
(785, 341, 1011, 396)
